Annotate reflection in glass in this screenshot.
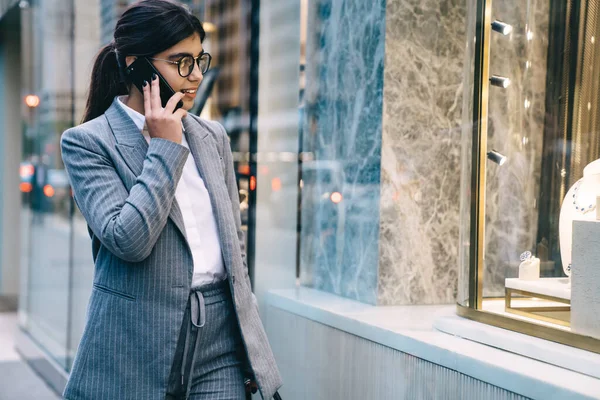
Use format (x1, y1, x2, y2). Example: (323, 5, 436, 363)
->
(20, 0, 94, 369)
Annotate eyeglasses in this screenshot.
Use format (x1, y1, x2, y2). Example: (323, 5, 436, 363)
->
(147, 52, 212, 78)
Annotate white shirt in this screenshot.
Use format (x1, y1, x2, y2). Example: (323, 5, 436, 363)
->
(116, 96, 226, 287)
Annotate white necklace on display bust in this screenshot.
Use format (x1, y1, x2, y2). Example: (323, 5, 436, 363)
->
(572, 179, 596, 214)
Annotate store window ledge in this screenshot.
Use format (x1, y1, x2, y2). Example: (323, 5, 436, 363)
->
(434, 313, 600, 380)
(266, 287, 600, 400)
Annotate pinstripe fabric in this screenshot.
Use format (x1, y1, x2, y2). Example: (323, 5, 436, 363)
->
(166, 281, 246, 400)
(60, 99, 282, 400)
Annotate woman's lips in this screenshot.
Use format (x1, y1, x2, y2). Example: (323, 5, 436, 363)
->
(181, 88, 197, 99)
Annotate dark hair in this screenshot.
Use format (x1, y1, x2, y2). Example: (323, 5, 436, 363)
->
(82, 0, 205, 123)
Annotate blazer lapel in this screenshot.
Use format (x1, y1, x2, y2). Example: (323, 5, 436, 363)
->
(105, 99, 188, 242)
(182, 116, 236, 274)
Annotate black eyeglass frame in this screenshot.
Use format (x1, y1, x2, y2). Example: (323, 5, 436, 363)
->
(147, 52, 212, 77)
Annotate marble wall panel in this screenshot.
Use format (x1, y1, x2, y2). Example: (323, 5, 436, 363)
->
(377, 0, 467, 305)
(299, 0, 386, 304)
(299, 0, 538, 305)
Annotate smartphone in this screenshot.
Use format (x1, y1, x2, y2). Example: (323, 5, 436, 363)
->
(125, 57, 183, 111)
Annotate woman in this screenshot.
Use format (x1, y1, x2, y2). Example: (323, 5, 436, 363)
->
(60, 1, 282, 399)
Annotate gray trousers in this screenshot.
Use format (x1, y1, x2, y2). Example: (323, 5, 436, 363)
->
(166, 280, 247, 400)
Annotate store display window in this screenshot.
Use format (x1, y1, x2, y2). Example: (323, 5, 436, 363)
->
(458, 0, 600, 353)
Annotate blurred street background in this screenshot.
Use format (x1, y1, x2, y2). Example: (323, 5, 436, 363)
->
(3, 0, 600, 399)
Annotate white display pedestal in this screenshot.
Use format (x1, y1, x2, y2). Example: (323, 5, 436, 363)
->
(504, 278, 571, 301)
(571, 220, 600, 339)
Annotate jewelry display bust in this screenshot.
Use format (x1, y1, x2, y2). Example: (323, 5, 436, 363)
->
(559, 159, 600, 277)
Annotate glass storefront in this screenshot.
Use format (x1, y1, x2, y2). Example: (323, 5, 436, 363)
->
(459, 0, 600, 353)
(18, 0, 100, 369)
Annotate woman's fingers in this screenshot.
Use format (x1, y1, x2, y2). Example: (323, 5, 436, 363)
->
(173, 108, 188, 120)
(142, 80, 151, 115)
(150, 74, 162, 111)
(164, 92, 186, 114)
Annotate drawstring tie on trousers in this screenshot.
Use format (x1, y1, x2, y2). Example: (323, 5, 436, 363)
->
(180, 290, 206, 386)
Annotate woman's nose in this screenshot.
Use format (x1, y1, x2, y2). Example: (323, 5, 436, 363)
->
(189, 65, 203, 81)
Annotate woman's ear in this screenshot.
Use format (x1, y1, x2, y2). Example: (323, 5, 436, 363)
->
(125, 56, 137, 68)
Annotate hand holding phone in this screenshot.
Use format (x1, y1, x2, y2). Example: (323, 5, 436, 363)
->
(126, 57, 183, 110)
(126, 57, 187, 144)
(142, 75, 188, 144)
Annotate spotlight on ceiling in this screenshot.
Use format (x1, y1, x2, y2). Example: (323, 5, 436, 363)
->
(491, 20, 513, 36)
(490, 75, 511, 89)
(487, 150, 507, 166)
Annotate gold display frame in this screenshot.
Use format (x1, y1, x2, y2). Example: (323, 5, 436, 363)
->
(458, 0, 600, 354)
(505, 288, 570, 327)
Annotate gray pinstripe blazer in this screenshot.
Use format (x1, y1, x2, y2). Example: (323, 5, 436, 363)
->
(60, 99, 282, 399)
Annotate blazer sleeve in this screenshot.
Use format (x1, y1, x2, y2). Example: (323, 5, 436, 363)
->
(61, 127, 189, 263)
